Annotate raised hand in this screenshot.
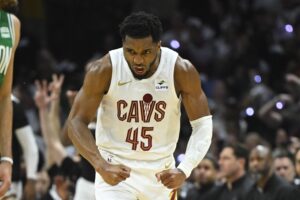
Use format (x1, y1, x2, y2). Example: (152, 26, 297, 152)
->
(48, 74, 64, 100)
(34, 80, 52, 109)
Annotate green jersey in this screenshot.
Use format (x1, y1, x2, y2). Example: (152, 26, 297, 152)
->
(0, 10, 15, 86)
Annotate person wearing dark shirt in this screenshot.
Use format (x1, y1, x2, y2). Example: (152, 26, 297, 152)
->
(42, 157, 80, 200)
(273, 149, 299, 187)
(245, 145, 299, 200)
(215, 143, 254, 200)
(294, 148, 300, 187)
(185, 155, 219, 200)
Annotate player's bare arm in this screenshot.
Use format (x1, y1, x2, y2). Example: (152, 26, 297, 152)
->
(175, 56, 210, 120)
(67, 54, 131, 185)
(0, 14, 21, 197)
(156, 56, 212, 189)
(0, 15, 20, 156)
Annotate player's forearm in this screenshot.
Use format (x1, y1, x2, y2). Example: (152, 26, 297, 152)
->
(178, 115, 212, 177)
(68, 117, 106, 171)
(0, 95, 12, 157)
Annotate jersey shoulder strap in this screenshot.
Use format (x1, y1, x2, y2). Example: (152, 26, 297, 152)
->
(0, 10, 14, 47)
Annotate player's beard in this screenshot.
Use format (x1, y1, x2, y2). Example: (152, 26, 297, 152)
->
(129, 50, 160, 80)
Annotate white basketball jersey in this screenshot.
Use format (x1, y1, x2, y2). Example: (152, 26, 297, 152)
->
(96, 47, 181, 161)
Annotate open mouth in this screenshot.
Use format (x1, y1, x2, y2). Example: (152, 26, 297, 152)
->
(134, 66, 145, 75)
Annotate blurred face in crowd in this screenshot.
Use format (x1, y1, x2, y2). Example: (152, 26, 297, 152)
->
(249, 145, 272, 181)
(295, 150, 300, 176)
(274, 157, 295, 183)
(55, 176, 75, 200)
(219, 147, 243, 181)
(193, 158, 217, 185)
(35, 171, 50, 199)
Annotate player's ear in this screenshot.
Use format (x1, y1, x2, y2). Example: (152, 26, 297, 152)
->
(157, 41, 161, 49)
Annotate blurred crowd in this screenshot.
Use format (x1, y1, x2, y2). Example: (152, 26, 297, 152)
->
(5, 0, 300, 199)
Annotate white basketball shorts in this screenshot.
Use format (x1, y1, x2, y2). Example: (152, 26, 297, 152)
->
(95, 149, 178, 200)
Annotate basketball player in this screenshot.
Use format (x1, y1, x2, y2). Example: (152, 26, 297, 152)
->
(0, 0, 20, 197)
(67, 11, 212, 200)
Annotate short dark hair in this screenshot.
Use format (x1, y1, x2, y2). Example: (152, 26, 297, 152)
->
(225, 143, 249, 167)
(273, 149, 295, 165)
(119, 11, 163, 42)
(204, 154, 219, 170)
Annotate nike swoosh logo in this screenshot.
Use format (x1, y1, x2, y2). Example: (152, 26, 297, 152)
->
(165, 162, 172, 169)
(118, 80, 132, 86)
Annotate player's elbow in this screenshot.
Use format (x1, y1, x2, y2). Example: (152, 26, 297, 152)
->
(67, 116, 85, 139)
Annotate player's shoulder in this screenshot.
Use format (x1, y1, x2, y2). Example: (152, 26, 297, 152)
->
(10, 14, 20, 27)
(174, 56, 196, 76)
(9, 14, 21, 47)
(86, 54, 112, 77)
(6, 13, 21, 35)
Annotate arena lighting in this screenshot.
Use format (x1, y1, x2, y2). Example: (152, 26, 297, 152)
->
(254, 74, 262, 83)
(177, 153, 185, 163)
(245, 107, 255, 116)
(276, 101, 284, 110)
(170, 39, 180, 49)
(285, 24, 293, 33)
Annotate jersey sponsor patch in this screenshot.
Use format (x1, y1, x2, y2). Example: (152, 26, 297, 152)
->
(155, 79, 168, 91)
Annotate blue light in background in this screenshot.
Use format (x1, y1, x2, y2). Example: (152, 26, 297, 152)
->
(170, 39, 180, 49)
(285, 24, 293, 33)
(246, 107, 255, 116)
(276, 101, 284, 110)
(254, 75, 262, 83)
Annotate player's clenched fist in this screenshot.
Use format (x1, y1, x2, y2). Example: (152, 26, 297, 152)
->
(156, 168, 186, 189)
(98, 162, 131, 185)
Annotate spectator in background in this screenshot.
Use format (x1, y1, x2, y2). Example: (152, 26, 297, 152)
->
(294, 148, 300, 186)
(273, 149, 297, 186)
(246, 145, 299, 200)
(185, 155, 219, 200)
(35, 170, 50, 200)
(42, 157, 79, 200)
(34, 75, 80, 200)
(0, 0, 21, 197)
(216, 143, 253, 200)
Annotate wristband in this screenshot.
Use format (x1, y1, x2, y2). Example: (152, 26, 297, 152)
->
(0, 156, 13, 165)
